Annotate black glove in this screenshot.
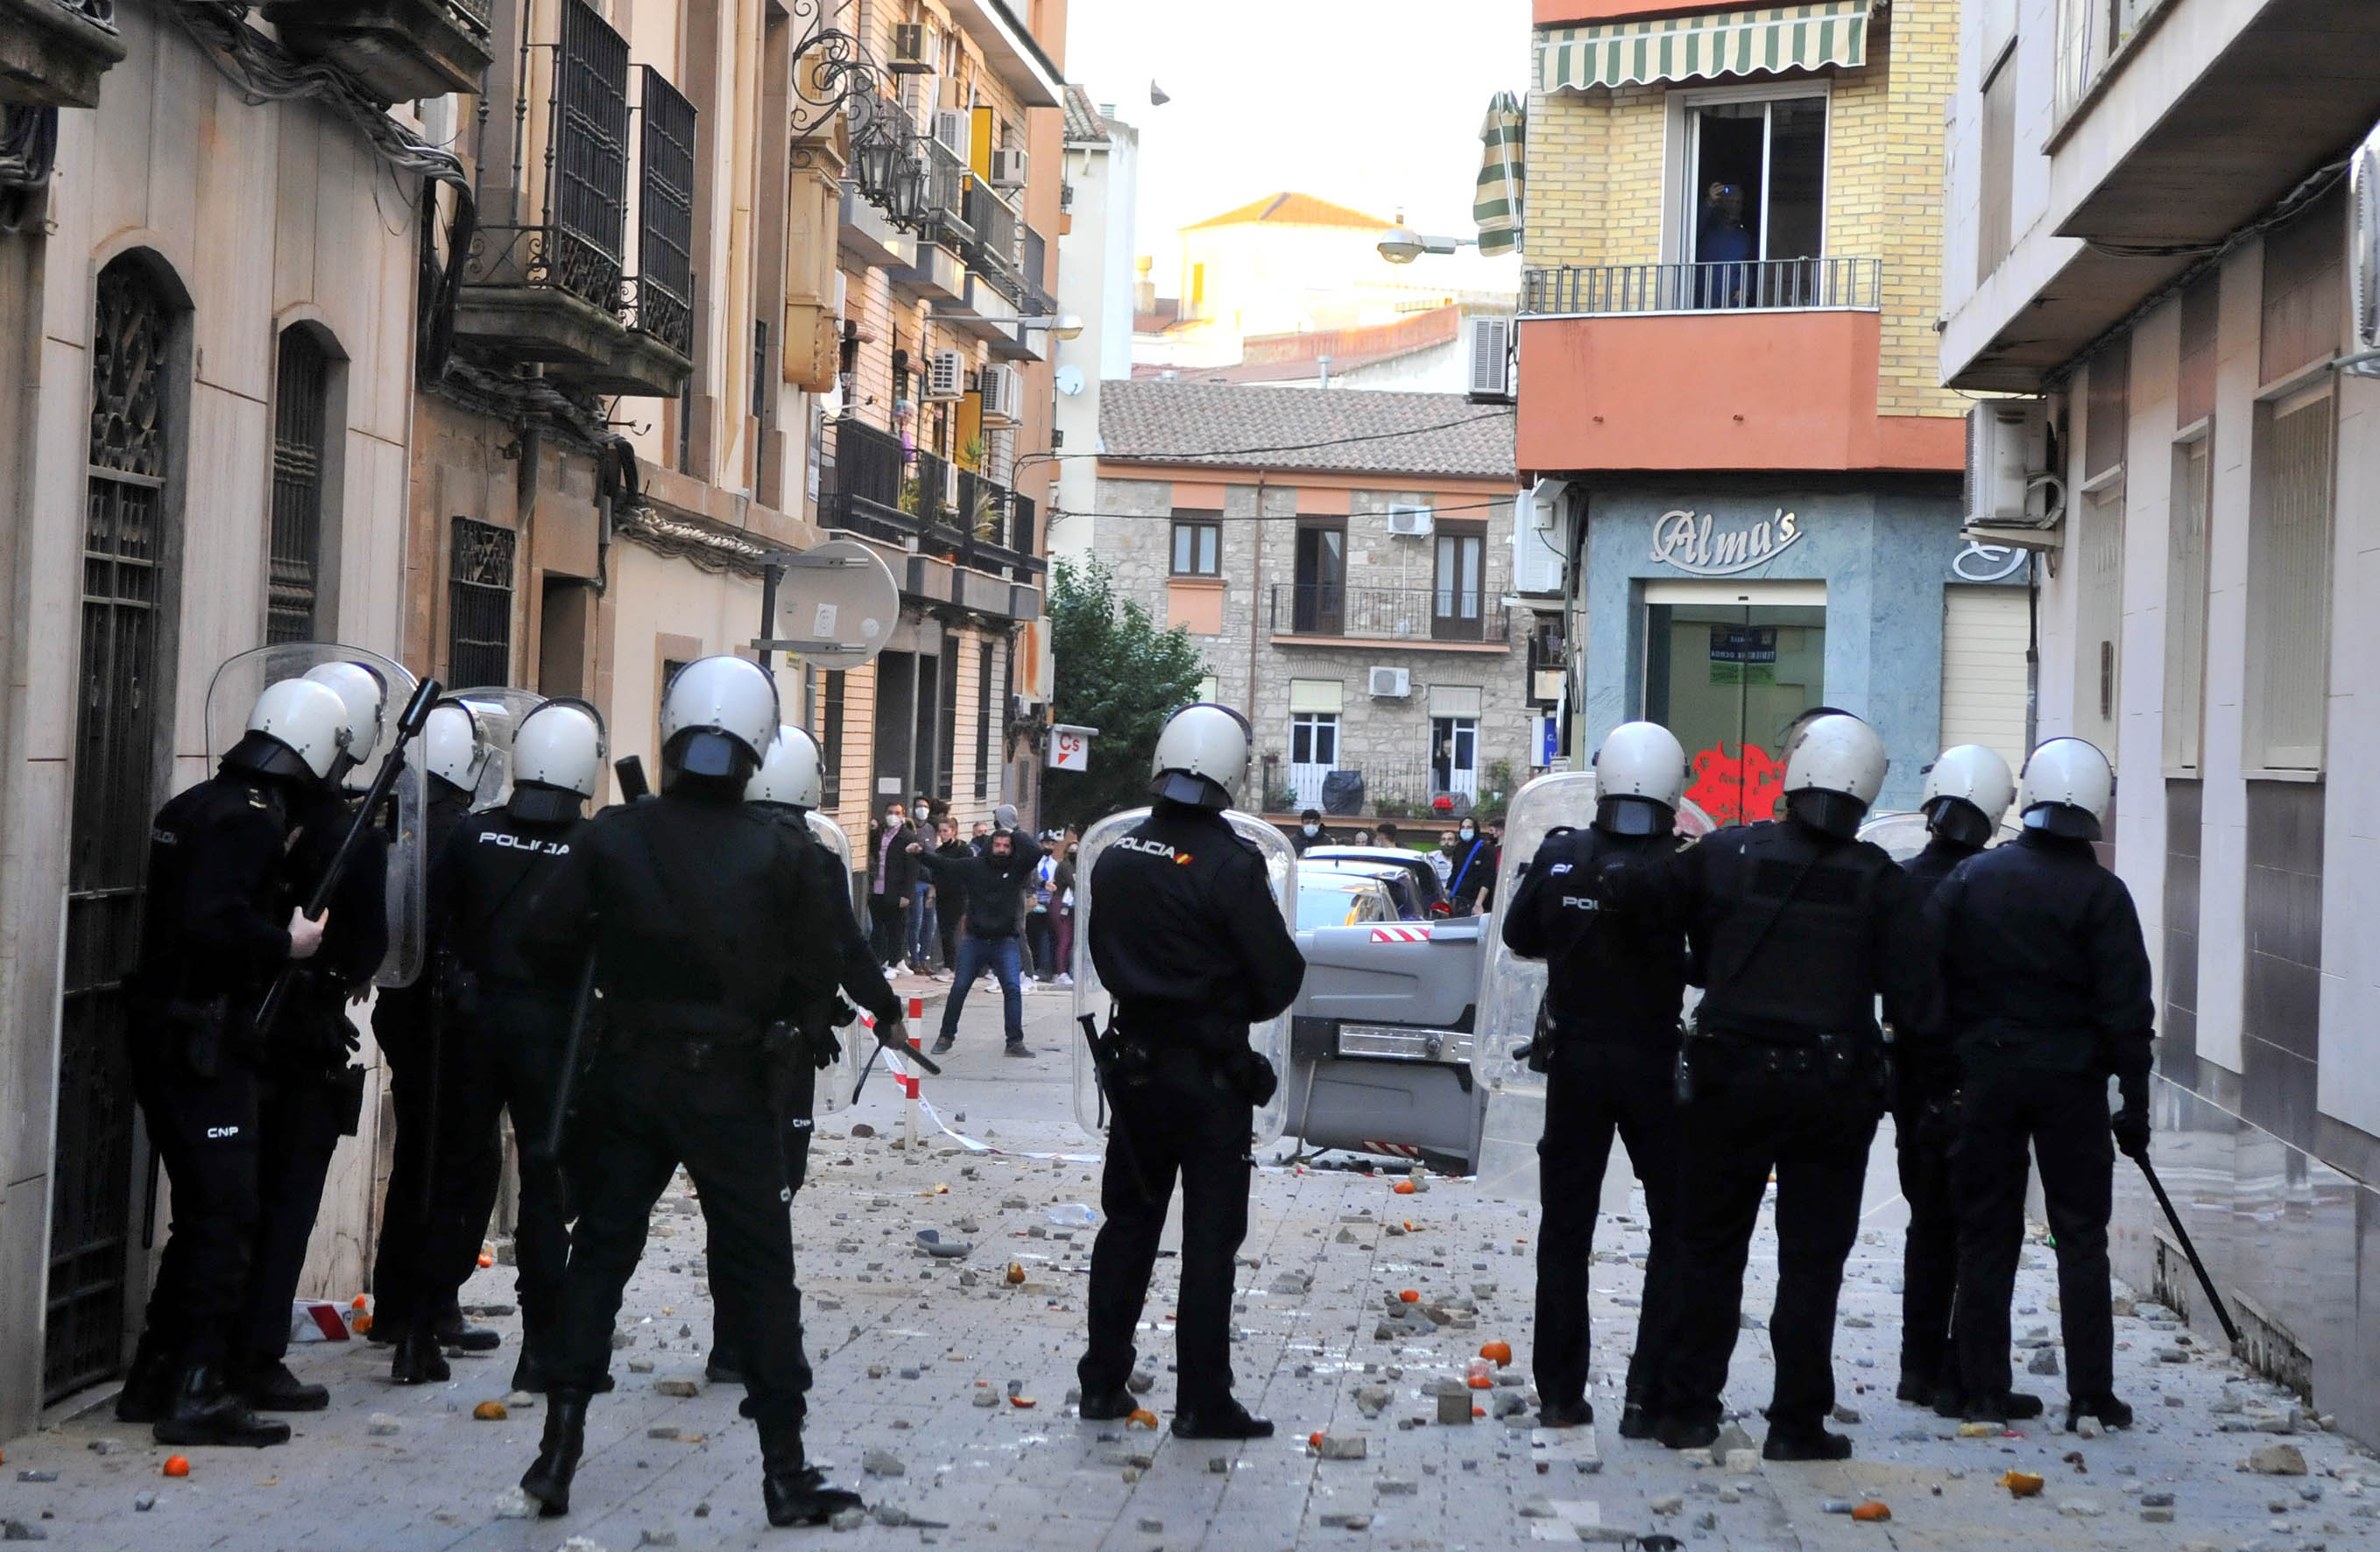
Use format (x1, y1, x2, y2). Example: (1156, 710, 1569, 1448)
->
(2111, 1105, 2150, 1161)
(1226, 1049, 1279, 1108)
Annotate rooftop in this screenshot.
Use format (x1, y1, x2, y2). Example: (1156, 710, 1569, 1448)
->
(1130, 307, 1467, 385)
(1062, 85, 1108, 145)
(1182, 191, 1393, 233)
(1099, 380, 1515, 480)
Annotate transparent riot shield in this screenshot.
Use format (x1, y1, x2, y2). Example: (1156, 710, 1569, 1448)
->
(204, 643, 427, 989)
(803, 809, 865, 1115)
(1856, 808, 2022, 863)
(450, 686, 545, 809)
(1070, 808, 1297, 1146)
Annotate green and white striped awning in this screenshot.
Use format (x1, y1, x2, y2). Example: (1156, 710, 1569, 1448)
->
(1474, 91, 1525, 258)
(1538, 1, 1873, 94)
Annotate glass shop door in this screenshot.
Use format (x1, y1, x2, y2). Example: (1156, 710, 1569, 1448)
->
(1643, 601, 1827, 827)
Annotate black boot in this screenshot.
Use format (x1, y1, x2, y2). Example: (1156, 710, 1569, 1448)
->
(116, 1333, 177, 1424)
(511, 1326, 555, 1394)
(153, 1364, 291, 1448)
(704, 1342, 745, 1386)
(1963, 1391, 2044, 1423)
(240, 1358, 329, 1412)
(1171, 1398, 1273, 1440)
(390, 1323, 452, 1386)
(1762, 1422, 1854, 1462)
(434, 1302, 502, 1352)
(760, 1425, 864, 1527)
(1653, 1414, 1718, 1450)
(1078, 1388, 1134, 1421)
(2067, 1393, 2134, 1431)
(519, 1391, 589, 1517)
(1616, 1401, 1656, 1439)
(1538, 1398, 1593, 1429)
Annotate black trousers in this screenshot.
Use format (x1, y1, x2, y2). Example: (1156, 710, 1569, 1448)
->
(420, 987, 571, 1334)
(1951, 1067, 2115, 1401)
(553, 1036, 812, 1431)
(1534, 1042, 1684, 1412)
(235, 1068, 350, 1367)
(131, 1026, 262, 1368)
(1661, 1048, 1879, 1431)
(867, 892, 906, 965)
(369, 991, 487, 1331)
(1893, 1097, 1960, 1393)
(1079, 1053, 1252, 1414)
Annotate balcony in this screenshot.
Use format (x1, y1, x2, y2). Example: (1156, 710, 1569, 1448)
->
(1517, 257, 1960, 475)
(1268, 585, 1512, 649)
(821, 417, 921, 547)
(0, 0, 124, 109)
(456, 11, 693, 398)
(263, 0, 493, 102)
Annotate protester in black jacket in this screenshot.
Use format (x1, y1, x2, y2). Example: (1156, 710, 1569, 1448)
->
(912, 828, 1044, 1054)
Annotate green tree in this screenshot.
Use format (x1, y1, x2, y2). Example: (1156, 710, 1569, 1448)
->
(1045, 556, 1206, 829)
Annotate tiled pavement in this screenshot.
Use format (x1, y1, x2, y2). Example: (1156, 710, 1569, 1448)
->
(4, 990, 2376, 1550)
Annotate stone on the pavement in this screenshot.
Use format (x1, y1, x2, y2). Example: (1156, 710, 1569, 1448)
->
(1830, 1404, 1861, 1424)
(1650, 1493, 1684, 1515)
(367, 1414, 401, 1436)
(131, 1492, 155, 1512)
(492, 1486, 538, 1519)
(861, 1447, 905, 1476)
(1, 1521, 48, 1542)
(1437, 1388, 1472, 1424)
(86, 1438, 123, 1455)
(1353, 1383, 1392, 1417)
(2077, 1414, 2103, 1439)
(1318, 1513, 1372, 1529)
(2058, 1498, 2107, 1517)
(2030, 1346, 2062, 1375)
(1316, 1433, 1368, 1460)
(1712, 1421, 1756, 1457)
(828, 1506, 866, 1530)
(1725, 1448, 1762, 1473)
(639, 1530, 678, 1547)
(653, 1378, 700, 1398)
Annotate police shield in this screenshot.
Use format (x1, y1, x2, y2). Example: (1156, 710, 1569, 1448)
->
(450, 685, 545, 809)
(205, 643, 428, 989)
(1070, 808, 1298, 1147)
(802, 809, 866, 1115)
(1855, 808, 2021, 863)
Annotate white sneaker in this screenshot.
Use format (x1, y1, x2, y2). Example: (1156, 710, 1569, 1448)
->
(1053, 973, 1075, 989)
(882, 965, 900, 979)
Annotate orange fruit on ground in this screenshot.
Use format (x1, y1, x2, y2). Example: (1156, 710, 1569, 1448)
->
(1852, 1501, 1890, 1521)
(1466, 1374, 1493, 1390)
(1309, 1432, 1324, 1449)
(2001, 1471, 2045, 1498)
(1392, 1181, 1416, 1195)
(477, 1252, 494, 1268)
(162, 1456, 190, 1478)
(1398, 1289, 1420, 1303)
(1480, 1341, 1512, 1367)
(1126, 1409, 1158, 1429)
(473, 1400, 509, 1421)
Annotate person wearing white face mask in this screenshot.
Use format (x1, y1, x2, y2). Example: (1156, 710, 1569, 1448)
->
(1446, 819, 1496, 915)
(1290, 807, 1333, 856)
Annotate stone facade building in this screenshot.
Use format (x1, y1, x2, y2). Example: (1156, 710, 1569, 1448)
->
(1095, 382, 1526, 821)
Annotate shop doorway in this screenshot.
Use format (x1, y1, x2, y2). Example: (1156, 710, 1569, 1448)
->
(1644, 598, 1826, 826)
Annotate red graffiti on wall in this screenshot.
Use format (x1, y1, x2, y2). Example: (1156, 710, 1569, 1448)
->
(1685, 742, 1784, 828)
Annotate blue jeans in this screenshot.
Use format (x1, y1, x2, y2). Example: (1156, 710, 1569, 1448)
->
(941, 933, 1024, 1048)
(910, 881, 937, 964)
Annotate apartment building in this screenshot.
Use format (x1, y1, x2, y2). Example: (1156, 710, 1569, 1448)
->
(1519, 0, 2024, 822)
(1940, 0, 2380, 1438)
(1093, 382, 1531, 821)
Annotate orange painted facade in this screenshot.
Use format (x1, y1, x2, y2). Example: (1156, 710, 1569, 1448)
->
(1533, 0, 1731, 24)
(1516, 312, 1964, 474)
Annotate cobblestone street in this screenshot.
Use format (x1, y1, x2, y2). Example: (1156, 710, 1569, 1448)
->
(3, 991, 2374, 1550)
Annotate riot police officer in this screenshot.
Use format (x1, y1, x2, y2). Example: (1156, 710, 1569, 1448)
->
(1931, 738, 2148, 1432)
(392, 699, 607, 1388)
(371, 700, 499, 1366)
(1613, 713, 1935, 1461)
(1076, 705, 1306, 1441)
(117, 679, 346, 1447)
(1891, 744, 2014, 1415)
(514, 658, 879, 1527)
(1501, 723, 1692, 1436)
(231, 660, 392, 1414)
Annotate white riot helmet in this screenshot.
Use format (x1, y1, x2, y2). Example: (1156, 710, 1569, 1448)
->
(1921, 744, 2016, 850)
(1593, 721, 1687, 836)
(1780, 712, 1888, 838)
(659, 655, 779, 784)
(225, 677, 352, 783)
(300, 660, 390, 775)
(510, 697, 605, 822)
(746, 724, 824, 811)
(1149, 702, 1251, 809)
(423, 701, 487, 795)
(2017, 737, 2114, 841)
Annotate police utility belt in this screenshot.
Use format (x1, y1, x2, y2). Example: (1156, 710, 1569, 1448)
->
(1082, 1009, 1278, 1108)
(1674, 1015, 1886, 1104)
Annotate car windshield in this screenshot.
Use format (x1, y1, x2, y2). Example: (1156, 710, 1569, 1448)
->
(1302, 846, 1448, 907)
(1296, 877, 1386, 929)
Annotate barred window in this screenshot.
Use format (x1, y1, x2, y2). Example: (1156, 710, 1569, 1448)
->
(267, 329, 329, 644)
(974, 640, 994, 800)
(448, 517, 515, 687)
(821, 668, 846, 809)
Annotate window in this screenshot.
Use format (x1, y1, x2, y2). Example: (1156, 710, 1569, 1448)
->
(2073, 340, 2128, 758)
(1978, 46, 2018, 281)
(1683, 88, 1826, 305)
(1290, 713, 1338, 767)
(974, 640, 994, 800)
(1431, 526, 1486, 641)
(820, 667, 846, 808)
(1291, 520, 1345, 633)
(1170, 516, 1219, 575)
(2056, 0, 2165, 116)
(267, 328, 331, 644)
(1431, 716, 1480, 801)
(2246, 384, 2334, 771)
(936, 629, 958, 803)
(2163, 433, 2212, 771)
(448, 517, 516, 686)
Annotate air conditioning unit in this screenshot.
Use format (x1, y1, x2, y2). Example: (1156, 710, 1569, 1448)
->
(989, 148, 1028, 190)
(1467, 314, 1514, 404)
(1513, 479, 1571, 596)
(978, 363, 1021, 427)
(1963, 399, 2063, 533)
(2352, 117, 2380, 375)
(1368, 667, 1412, 699)
(888, 22, 933, 74)
(1384, 505, 1434, 537)
(934, 109, 970, 156)
(923, 348, 966, 401)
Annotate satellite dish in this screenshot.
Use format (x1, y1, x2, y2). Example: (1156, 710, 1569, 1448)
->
(1055, 365, 1086, 397)
(754, 538, 899, 667)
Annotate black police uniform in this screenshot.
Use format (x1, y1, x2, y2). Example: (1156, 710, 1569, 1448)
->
(122, 764, 312, 1443)
(1890, 833, 1981, 1407)
(367, 776, 477, 1345)
(1077, 801, 1305, 1430)
(515, 775, 886, 1520)
(1501, 822, 1690, 1429)
(397, 787, 593, 1383)
(1616, 814, 1933, 1453)
(1929, 829, 2152, 1422)
(234, 783, 387, 1409)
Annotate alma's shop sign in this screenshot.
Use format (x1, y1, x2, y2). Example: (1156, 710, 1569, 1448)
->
(1649, 508, 1803, 576)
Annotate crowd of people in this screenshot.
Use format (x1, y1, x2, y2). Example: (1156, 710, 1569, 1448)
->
(864, 799, 1082, 989)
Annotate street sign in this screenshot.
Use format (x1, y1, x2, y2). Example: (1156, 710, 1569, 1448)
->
(1049, 723, 1097, 771)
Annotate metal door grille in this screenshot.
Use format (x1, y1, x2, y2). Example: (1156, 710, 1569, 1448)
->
(632, 66, 696, 355)
(49, 262, 173, 1400)
(548, 0, 631, 305)
(448, 517, 515, 687)
(266, 330, 327, 644)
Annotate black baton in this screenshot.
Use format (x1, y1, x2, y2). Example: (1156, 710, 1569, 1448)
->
(2135, 1152, 2242, 1348)
(536, 948, 600, 1163)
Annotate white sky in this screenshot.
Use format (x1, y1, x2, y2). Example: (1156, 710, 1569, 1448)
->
(1063, 0, 1533, 294)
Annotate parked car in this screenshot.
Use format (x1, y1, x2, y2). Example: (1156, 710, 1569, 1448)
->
(1296, 867, 1401, 930)
(1300, 845, 1452, 917)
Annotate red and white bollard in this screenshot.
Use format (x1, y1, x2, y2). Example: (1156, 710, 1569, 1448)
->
(902, 996, 925, 1147)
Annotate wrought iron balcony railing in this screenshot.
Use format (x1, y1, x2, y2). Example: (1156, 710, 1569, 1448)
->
(629, 65, 696, 356)
(921, 138, 971, 250)
(823, 417, 920, 545)
(1269, 583, 1511, 645)
(1522, 257, 1882, 316)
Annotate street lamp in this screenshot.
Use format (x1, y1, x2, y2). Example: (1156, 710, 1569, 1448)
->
(852, 124, 901, 204)
(1016, 314, 1084, 340)
(886, 152, 930, 229)
(1377, 227, 1477, 265)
